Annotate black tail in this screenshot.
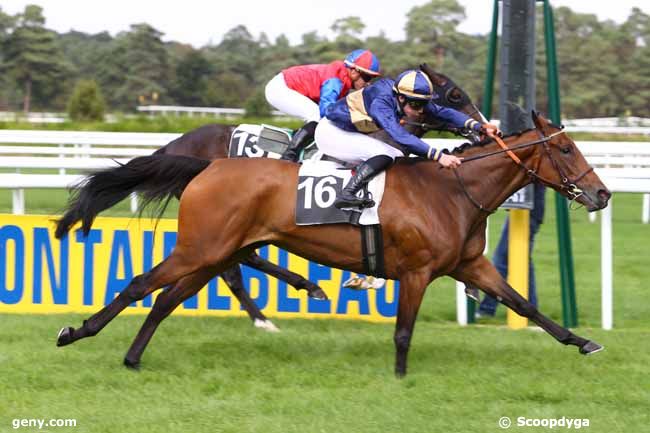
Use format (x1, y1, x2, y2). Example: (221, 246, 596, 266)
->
(55, 154, 210, 239)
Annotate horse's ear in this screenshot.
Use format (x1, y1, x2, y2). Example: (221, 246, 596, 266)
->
(531, 110, 547, 131)
(420, 64, 447, 87)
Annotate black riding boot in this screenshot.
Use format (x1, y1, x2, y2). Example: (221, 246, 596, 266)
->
(334, 155, 393, 209)
(281, 121, 318, 162)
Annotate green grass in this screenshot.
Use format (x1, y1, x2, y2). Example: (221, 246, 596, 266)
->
(0, 315, 648, 433)
(1, 186, 649, 431)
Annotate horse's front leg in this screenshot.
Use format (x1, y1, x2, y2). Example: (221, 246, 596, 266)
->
(394, 269, 432, 377)
(451, 256, 603, 354)
(241, 252, 327, 300)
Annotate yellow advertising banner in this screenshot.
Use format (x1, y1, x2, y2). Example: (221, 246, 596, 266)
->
(0, 215, 399, 323)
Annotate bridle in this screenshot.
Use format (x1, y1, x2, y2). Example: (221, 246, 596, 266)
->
(453, 128, 594, 212)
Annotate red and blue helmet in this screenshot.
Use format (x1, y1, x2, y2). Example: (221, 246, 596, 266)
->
(393, 69, 434, 100)
(344, 49, 381, 76)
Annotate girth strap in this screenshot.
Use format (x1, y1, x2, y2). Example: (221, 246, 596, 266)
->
(361, 224, 386, 279)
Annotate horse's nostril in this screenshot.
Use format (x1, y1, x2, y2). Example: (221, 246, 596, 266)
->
(598, 189, 611, 202)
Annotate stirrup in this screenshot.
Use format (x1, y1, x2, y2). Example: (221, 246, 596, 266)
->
(280, 149, 298, 161)
(334, 194, 375, 210)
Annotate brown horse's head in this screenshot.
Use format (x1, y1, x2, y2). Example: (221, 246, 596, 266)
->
(419, 63, 485, 123)
(532, 112, 611, 211)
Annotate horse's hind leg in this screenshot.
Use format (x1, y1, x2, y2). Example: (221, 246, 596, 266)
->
(56, 249, 201, 347)
(452, 256, 603, 354)
(124, 267, 216, 369)
(393, 269, 431, 377)
(242, 252, 327, 300)
(221, 265, 279, 332)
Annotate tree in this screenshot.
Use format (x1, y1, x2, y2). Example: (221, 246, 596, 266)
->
(2, 5, 68, 112)
(106, 23, 170, 109)
(67, 79, 105, 121)
(405, 0, 465, 65)
(244, 89, 272, 117)
(331, 16, 365, 51)
(170, 49, 213, 106)
(0, 7, 16, 109)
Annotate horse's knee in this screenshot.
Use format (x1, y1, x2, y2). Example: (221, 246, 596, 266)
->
(124, 274, 150, 301)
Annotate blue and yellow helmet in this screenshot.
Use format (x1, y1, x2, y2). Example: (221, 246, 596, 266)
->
(393, 69, 434, 100)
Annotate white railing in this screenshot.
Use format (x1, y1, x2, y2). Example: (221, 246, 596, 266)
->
(0, 130, 179, 214)
(0, 130, 648, 330)
(136, 105, 297, 119)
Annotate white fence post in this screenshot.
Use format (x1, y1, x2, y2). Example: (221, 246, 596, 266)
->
(601, 199, 613, 330)
(130, 193, 139, 214)
(12, 189, 25, 215)
(456, 281, 467, 326)
(643, 193, 649, 224)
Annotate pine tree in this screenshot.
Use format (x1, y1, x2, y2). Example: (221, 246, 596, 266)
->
(2, 5, 68, 113)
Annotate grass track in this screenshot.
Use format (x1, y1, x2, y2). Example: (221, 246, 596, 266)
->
(1, 314, 649, 433)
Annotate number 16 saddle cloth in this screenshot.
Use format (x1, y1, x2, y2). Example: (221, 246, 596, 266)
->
(295, 160, 385, 226)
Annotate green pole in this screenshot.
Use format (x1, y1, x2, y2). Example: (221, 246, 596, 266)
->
(468, 0, 500, 325)
(482, 0, 500, 119)
(544, 0, 578, 327)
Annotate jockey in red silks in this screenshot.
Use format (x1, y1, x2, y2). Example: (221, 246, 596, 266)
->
(265, 49, 381, 162)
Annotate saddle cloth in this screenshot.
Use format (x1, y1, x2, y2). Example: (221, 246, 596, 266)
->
(296, 160, 385, 226)
(228, 124, 286, 159)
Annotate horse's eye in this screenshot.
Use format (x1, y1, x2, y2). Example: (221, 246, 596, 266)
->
(449, 89, 463, 103)
(561, 146, 571, 154)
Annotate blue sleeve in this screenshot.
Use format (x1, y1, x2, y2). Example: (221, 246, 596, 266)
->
(368, 96, 440, 159)
(319, 78, 344, 118)
(425, 102, 482, 131)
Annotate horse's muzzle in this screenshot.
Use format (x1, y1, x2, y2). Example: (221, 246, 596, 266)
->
(583, 188, 611, 211)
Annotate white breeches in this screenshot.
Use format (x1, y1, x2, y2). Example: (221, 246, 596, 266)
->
(315, 118, 404, 165)
(264, 73, 321, 122)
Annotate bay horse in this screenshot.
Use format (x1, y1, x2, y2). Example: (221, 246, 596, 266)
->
(56, 112, 610, 376)
(56, 65, 484, 332)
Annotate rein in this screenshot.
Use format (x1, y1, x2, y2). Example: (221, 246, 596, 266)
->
(453, 129, 593, 212)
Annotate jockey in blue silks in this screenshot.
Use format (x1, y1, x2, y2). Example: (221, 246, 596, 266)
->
(315, 69, 501, 209)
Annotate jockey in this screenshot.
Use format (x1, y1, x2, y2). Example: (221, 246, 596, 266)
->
(315, 69, 501, 209)
(265, 49, 381, 162)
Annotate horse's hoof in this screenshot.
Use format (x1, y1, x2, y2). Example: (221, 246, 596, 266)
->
(579, 340, 604, 355)
(464, 286, 480, 303)
(56, 327, 75, 347)
(308, 288, 328, 300)
(123, 357, 141, 371)
(254, 318, 280, 332)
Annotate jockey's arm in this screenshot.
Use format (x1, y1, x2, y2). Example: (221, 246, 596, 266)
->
(319, 78, 344, 118)
(369, 97, 444, 160)
(426, 103, 502, 138)
(425, 102, 482, 133)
